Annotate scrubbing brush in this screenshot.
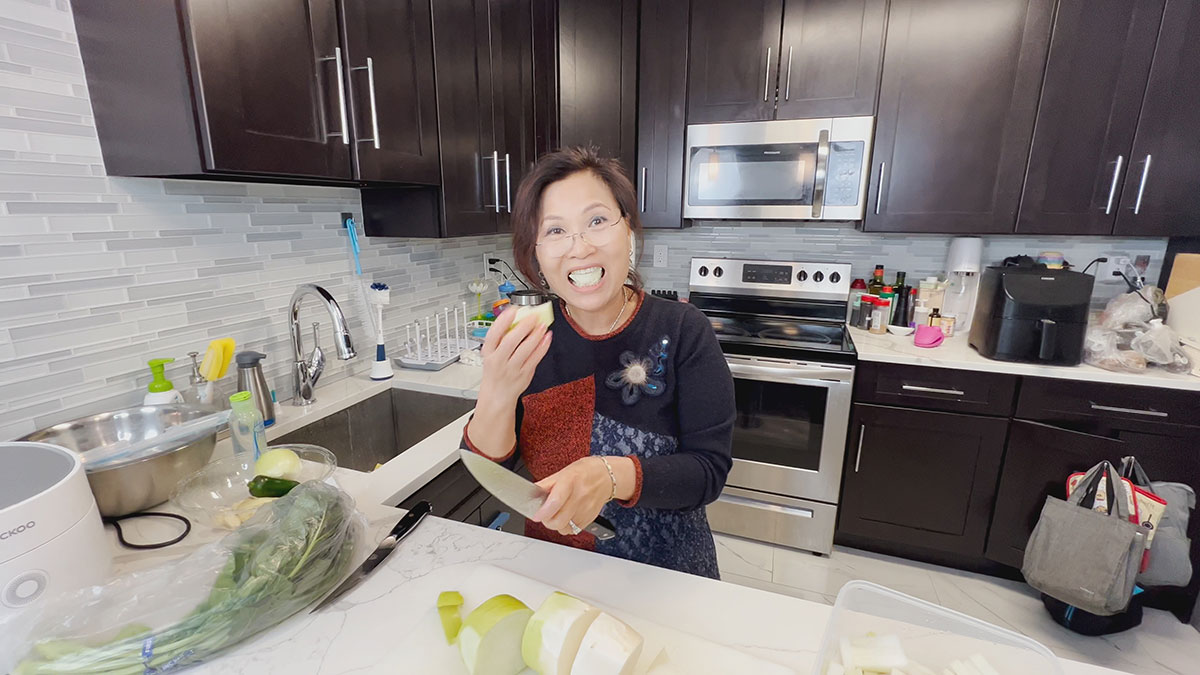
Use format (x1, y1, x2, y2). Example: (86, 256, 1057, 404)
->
(368, 282, 393, 380)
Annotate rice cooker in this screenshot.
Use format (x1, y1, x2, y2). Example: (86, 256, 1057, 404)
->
(0, 442, 112, 619)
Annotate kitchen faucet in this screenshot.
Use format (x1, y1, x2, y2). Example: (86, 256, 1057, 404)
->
(290, 284, 356, 405)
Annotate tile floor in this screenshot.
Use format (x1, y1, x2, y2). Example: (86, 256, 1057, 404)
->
(714, 534, 1200, 675)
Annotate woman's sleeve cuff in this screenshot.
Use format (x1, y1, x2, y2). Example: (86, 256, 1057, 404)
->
(617, 455, 643, 508)
(463, 419, 516, 462)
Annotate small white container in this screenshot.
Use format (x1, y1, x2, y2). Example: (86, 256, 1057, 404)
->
(811, 581, 1064, 675)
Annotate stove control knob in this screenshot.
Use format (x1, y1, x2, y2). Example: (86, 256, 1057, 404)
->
(796, 270, 808, 282)
(830, 271, 841, 284)
(698, 266, 709, 277)
(713, 266, 724, 278)
(813, 271, 825, 283)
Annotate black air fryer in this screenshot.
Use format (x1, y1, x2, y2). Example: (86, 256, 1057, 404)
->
(968, 267, 1094, 366)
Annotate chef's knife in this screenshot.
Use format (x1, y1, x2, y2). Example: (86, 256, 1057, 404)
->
(458, 449, 617, 540)
(311, 500, 431, 612)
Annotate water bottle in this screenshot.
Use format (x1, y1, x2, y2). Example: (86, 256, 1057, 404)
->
(229, 391, 267, 461)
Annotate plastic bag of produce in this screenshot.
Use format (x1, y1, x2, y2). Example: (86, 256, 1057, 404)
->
(0, 481, 365, 674)
(1084, 326, 1148, 373)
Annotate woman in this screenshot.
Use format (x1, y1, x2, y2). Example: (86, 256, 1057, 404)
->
(462, 147, 735, 578)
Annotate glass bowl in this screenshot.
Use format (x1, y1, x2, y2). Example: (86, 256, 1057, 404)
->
(170, 444, 337, 530)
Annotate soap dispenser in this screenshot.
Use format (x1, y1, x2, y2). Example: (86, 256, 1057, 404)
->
(144, 358, 184, 405)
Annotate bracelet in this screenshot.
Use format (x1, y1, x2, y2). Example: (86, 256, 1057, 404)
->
(599, 456, 618, 502)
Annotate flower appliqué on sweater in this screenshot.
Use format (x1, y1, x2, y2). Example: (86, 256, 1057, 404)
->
(606, 336, 670, 405)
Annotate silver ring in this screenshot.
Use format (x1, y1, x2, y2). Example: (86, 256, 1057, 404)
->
(568, 520, 582, 535)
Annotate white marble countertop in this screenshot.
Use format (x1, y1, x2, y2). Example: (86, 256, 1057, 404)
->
(388, 361, 484, 399)
(850, 328, 1200, 392)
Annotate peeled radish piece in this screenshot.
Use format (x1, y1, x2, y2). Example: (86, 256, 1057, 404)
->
(522, 592, 601, 675)
(841, 634, 907, 671)
(458, 594, 533, 675)
(569, 611, 643, 675)
(646, 648, 683, 674)
(508, 302, 554, 332)
(968, 655, 999, 675)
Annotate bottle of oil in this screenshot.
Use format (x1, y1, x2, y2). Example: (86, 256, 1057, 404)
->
(867, 265, 885, 295)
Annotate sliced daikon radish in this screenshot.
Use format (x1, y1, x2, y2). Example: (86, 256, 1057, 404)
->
(825, 661, 846, 675)
(949, 660, 982, 675)
(458, 594, 533, 675)
(967, 655, 999, 675)
(844, 634, 907, 671)
(646, 648, 683, 674)
(569, 611, 644, 675)
(522, 592, 601, 675)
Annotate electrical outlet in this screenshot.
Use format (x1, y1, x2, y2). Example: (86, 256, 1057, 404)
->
(653, 244, 668, 268)
(1096, 255, 1133, 283)
(482, 251, 494, 279)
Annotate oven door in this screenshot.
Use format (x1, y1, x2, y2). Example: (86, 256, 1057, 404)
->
(723, 354, 853, 505)
(683, 117, 873, 221)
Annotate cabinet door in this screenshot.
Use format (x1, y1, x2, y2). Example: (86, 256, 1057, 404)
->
(491, 0, 537, 231)
(687, 0, 784, 123)
(984, 420, 1125, 568)
(557, 0, 639, 172)
(1016, 0, 1163, 235)
(1114, 0, 1200, 236)
(341, 0, 441, 184)
(635, 0, 690, 230)
(838, 404, 1008, 557)
(185, 0, 352, 178)
(775, 0, 886, 119)
(431, 0, 501, 236)
(864, 0, 1054, 233)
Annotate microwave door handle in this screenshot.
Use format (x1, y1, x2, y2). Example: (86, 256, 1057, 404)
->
(811, 129, 830, 219)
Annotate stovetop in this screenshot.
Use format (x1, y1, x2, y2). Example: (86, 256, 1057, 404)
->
(688, 257, 857, 364)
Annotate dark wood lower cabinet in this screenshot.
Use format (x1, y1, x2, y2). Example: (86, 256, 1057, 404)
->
(838, 404, 1008, 558)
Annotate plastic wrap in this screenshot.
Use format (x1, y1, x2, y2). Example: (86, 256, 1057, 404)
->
(1098, 286, 1165, 330)
(1, 482, 364, 674)
(1131, 319, 1192, 373)
(1084, 326, 1148, 373)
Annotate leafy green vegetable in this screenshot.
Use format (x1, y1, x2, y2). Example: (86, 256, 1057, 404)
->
(16, 483, 360, 674)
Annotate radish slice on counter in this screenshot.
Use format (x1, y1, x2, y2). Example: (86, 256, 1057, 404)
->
(522, 592, 601, 675)
(458, 594, 533, 675)
(569, 611, 644, 675)
(645, 648, 682, 674)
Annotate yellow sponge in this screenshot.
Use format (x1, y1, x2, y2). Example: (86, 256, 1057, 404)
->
(199, 337, 235, 381)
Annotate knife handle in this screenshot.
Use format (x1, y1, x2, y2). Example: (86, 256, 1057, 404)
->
(584, 515, 617, 541)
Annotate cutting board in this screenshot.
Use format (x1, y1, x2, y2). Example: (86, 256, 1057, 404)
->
(393, 565, 797, 675)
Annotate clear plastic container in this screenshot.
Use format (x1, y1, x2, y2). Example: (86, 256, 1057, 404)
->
(811, 581, 1064, 675)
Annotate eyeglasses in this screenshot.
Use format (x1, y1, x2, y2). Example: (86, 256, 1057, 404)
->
(535, 213, 625, 258)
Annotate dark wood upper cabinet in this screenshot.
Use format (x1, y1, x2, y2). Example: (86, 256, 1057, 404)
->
(75, 0, 439, 184)
(776, 0, 886, 119)
(491, 0, 538, 232)
(839, 404, 1008, 558)
(341, 0, 441, 185)
(555, 0, 639, 172)
(1016, 0, 1163, 235)
(864, 0, 1055, 233)
(1114, 0, 1200, 237)
(635, 0, 690, 230)
(687, 0, 784, 123)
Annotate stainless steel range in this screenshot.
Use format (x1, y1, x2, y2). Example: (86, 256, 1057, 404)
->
(689, 257, 855, 555)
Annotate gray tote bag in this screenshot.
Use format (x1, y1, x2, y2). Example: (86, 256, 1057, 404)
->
(1022, 461, 1149, 616)
(1120, 456, 1195, 588)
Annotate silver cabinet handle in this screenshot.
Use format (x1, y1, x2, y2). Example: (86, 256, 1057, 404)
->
(490, 151, 500, 213)
(1104, 155, 1124, 215)
(350, 57, 381, 149)
(333, 48, 349, 145)
(811, 128, 829, 219)
(763, 47, 773, 102)
(1090, 402, 1168, 418)
(874, 162, 887, 215)
(901, 384, 966, 396)
(504, 152, 512, 213)
(718, 492, 813, 518)
(854, 424, 865, 472)
(639, 166, 647, 212)
(318, 48, 349, 144)
(784, 45, 794, 101)
(1133, 154, 1152, 214)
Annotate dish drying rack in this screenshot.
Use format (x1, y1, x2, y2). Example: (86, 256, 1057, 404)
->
(395, 302, 477, 371)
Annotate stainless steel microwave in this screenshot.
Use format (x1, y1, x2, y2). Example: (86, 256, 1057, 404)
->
(683, 116, 875, 221)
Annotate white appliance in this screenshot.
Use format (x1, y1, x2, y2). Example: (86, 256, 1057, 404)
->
(942, 237, 984, 333)
(683, 117, 875, 221)
(0, 442, 111, 618)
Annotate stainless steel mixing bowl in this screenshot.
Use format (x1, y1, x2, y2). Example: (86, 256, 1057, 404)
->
(19, 405, 218, 517)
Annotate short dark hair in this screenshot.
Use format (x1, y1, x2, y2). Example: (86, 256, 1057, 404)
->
(510, 146, 644, 290)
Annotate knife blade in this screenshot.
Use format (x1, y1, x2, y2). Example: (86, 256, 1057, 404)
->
(311, 500, 431, 612)
(458, 449, 617, 540)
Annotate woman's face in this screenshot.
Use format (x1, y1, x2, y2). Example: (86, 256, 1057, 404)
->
(534, 170, 631, 313)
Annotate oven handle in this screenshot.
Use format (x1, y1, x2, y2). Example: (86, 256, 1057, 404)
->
(717, 492, 814, 519)
(727, 360, 852, 386)
(811, 128, 830, 219)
